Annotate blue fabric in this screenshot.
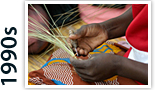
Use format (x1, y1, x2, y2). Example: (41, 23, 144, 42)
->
(41, 58, 70, 68)
(93, 45, 113, 53)
(51, 79, 66, 85)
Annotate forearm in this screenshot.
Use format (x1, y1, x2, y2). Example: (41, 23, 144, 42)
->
(100, 7, 133, 39)
(116, 56, 148, 84)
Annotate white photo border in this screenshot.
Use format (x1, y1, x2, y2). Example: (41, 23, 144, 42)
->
(25, 1, 151, 88)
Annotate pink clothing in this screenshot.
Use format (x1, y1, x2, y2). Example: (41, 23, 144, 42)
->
(79, 4, 132, 24)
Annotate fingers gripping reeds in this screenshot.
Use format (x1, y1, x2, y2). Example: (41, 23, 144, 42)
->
(28, 4, 127, 58)
(28, 4, 76, 58)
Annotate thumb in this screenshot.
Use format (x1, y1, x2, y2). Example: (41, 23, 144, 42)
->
(69, 34, 79, 40)
(70, 57, 86, 68)
(69, 27, 87, 40)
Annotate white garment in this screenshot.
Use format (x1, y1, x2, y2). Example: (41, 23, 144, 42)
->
(126, 40, 148, 64)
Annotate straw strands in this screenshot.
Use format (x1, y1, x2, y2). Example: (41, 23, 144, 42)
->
(28, 4, 75, 58)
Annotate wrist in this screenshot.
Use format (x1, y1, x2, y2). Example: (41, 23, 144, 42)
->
(99, 7, 133, 39)
(115, 56, 148, 84)
(99, 17, 122, 39)
(112, 55, 123, 76)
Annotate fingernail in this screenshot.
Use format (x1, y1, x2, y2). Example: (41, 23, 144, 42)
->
(69, 34, 75, 38)
(84, 50, 88, 55)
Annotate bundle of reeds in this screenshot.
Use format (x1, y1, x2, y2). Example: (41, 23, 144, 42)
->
(28, 4, 129, 58)
(28, 4, 76, 58)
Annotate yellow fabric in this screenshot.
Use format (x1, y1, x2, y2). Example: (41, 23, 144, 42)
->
(89, 43, 122, 54)
(28, 76, 36, 85)
(104, 75, 118, 82)
(48, 60, 68, 66)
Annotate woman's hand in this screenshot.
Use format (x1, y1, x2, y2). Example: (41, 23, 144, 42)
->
(69, 23, 108, 55)
(70, 53, 121, 82)
(70, 53, 148, 84)
(69, 7, 133, 56)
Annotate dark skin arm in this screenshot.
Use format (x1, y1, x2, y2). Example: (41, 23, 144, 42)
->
(70, 53, 148, 85)
(118, 55, 148, 84)
(69, 7, 133, 55)
(69, 6, 148, 84)
(100, 7, 133, 39)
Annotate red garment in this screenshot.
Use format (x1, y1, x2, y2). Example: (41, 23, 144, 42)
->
(124, 4, 148, 85)
(125, 4, 148, 52)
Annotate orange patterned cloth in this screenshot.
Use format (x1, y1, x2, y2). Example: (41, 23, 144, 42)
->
(28, 41, 138, 85)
